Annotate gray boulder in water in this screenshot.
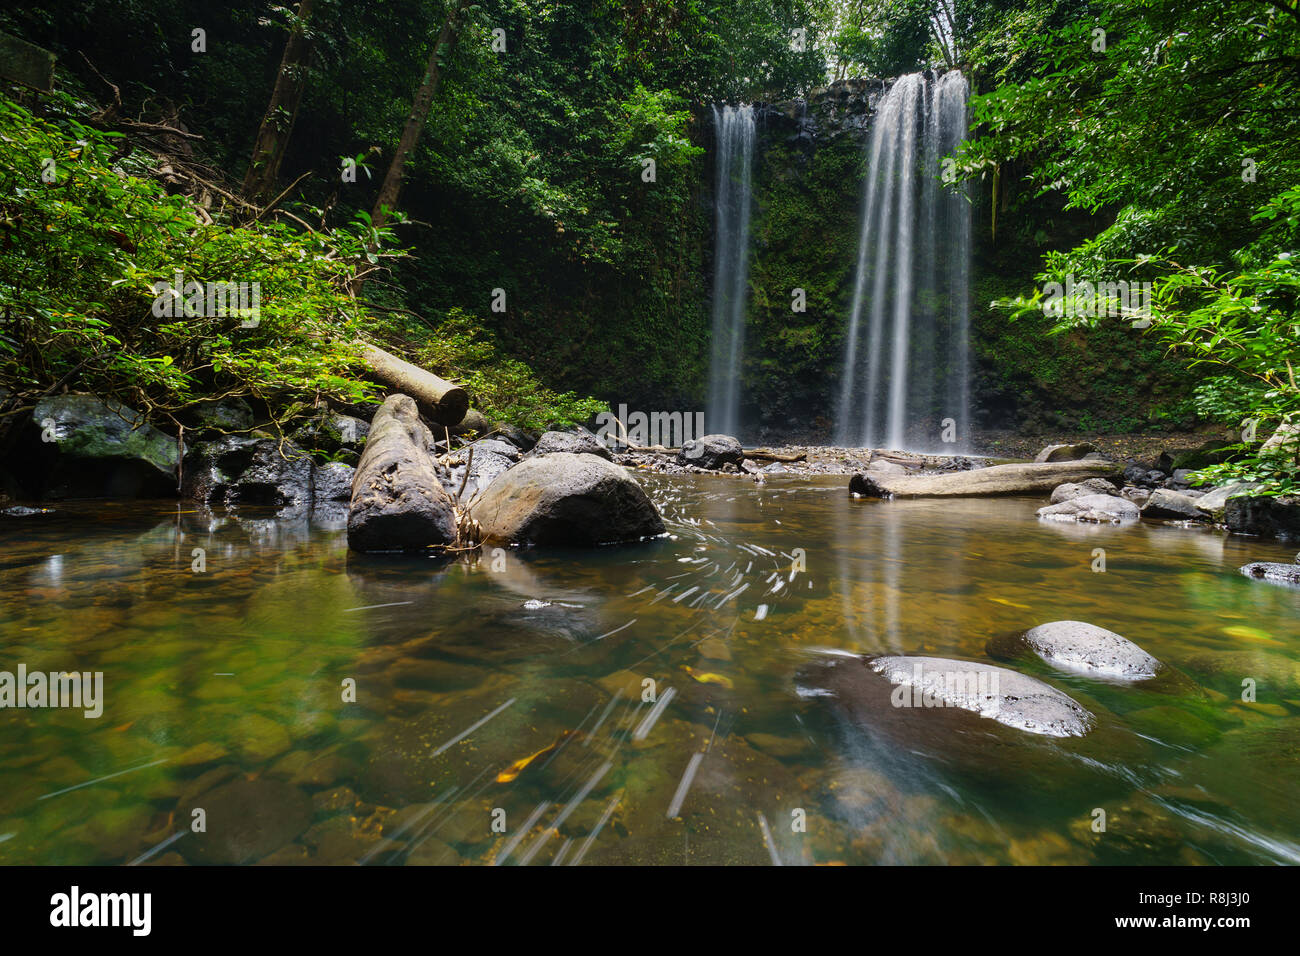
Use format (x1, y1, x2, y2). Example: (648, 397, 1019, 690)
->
(1037, 493, 1139, 523)
(1021, 621, 1161, 680)
(1239, 562, 1300, 587)
(677, 434, 744, 470)
(1141, 488, 1208, 521)
(1050, 478, 1118, 503)
(470, 452, 663, 546)
(864, 655, 1093, 737)
(347, 394, 458, 552)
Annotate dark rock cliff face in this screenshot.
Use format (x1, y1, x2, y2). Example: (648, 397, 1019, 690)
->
(755, 77, 888, 149)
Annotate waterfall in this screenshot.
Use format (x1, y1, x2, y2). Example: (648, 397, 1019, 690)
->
(706, 104, 756, 439)
(836, 71, 971, 451)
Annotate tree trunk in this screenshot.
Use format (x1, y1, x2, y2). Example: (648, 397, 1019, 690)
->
(242, 0, 316, 203)
(356, 342, 469, 426)
(849, 461, 1123, 498)
(369, 4, 467, 230)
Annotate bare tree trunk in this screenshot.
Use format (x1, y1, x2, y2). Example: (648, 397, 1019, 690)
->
(369, 3, 468, 230)
(242, 0, 317, 202)
(357, 342, 469, 426)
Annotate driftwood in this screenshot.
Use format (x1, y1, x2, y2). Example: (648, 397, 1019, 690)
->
(356, 342, 468, 427)
(743, 448, 806, 463)
(850, 461, 1122, 499)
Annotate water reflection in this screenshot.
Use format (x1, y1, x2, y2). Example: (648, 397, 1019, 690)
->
(0, 481, 1298, 865)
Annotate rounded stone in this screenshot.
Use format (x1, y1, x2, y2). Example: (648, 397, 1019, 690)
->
(1022, 620, 1161, 680)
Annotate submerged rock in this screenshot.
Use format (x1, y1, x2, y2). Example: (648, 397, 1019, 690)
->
(470, 452, 664, 546)
(27, 394, 178, 499)
(678, 433, 744, 470)
(1020, 621, 1161, 680)
(347, 394, 458, 553)
(183, 777, 312, 864)
(800, 650, 1097, 738)
(1239, 562, 1300, 587)
(1037, 493, 1139, 523)
(530, 428, 612, 460)
(864, 655, 1094, 737)
(1141, 488, 1208, 521)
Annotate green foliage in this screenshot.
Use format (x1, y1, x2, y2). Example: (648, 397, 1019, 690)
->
(0, 94, 385, 430)
(961, 0, 1300, 486)
(408, 309, 607, 432)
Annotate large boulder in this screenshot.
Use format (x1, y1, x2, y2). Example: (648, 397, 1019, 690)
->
(1193, 482, 1255, 519)
(867, 656, 1093, 737)
(181, 436, 314, 510)
(1140, 488, 1208, 521)
(1037, 493, 1139, 523)
(530, 428, 612, 460)
(1050, 478, 1118, 503)
(1225, 495, 1300, 540)
(678, 434, 744, 470)
(470, 452, 664, 546)
(1019, 621, 1161, 680)
(1239, 562, 1300, 587)
(851, 460, 1121, 498)
(27, 394, 178, 499)
(347, 394, 458, 553)
(1034, 442, 1097, 463)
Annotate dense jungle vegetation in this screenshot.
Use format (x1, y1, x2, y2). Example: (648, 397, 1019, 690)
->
(1, 0, 1297, 487)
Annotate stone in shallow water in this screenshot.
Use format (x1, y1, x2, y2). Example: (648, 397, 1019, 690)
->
(1239, 562, 1300, 587)
(1037, 493, 1138, 523)
(1141, 488, 1207, 521)
(470, 452, 663, 547)
(867, 655, 1093, 737)
(1022, 620, 1161, 680)
(677, 434, 744, 470)
(1049, 478, 1117, 504)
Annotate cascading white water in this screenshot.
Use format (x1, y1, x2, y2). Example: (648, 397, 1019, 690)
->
(836, 71, 971, 451)
(706, 105, 756, 439)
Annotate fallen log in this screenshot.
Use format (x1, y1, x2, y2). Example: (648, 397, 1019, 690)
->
(743, 448, 806, 463)
(849, 460, 1121, 499)
(348, 394, 458, 552)
(356, 342, 469, 427)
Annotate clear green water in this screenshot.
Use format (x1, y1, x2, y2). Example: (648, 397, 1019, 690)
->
(2, 475, 1299, 865)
